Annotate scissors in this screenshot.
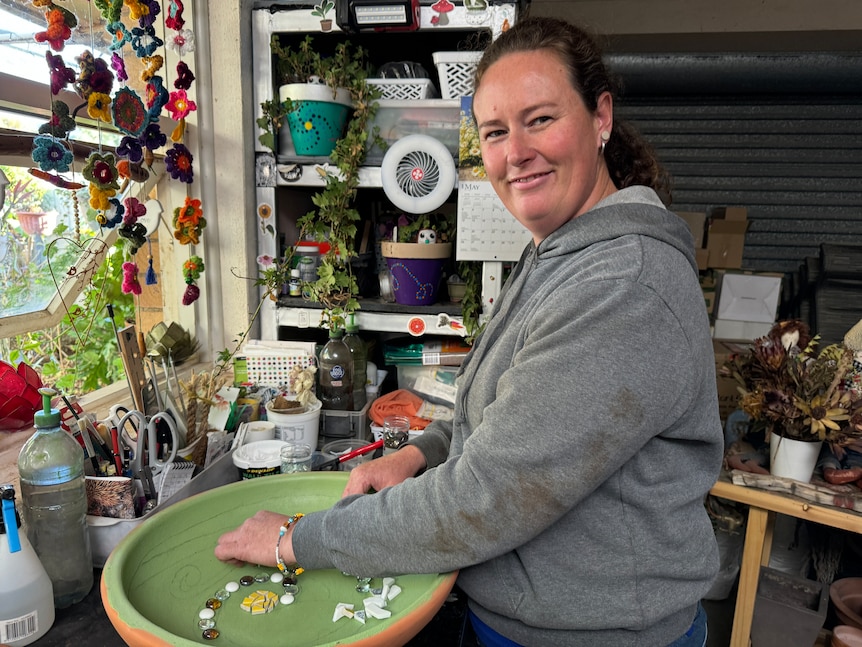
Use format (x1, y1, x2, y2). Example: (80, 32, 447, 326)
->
(116, 409, 179, 477)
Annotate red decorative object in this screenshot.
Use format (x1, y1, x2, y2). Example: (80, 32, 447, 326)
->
(15, 211, 49, 235)
(0, 360, 43, 432)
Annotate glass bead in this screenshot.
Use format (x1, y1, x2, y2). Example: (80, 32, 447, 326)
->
(202, 628, 220, 640)
(280, 593, 295, 605)
(270, 572, 284, 584)
(282, 583, 299, 594)
(214, 588, 230, 601)
(205, 598, 222, 610)
(254, 572, 269, 583)
(198, 608, 215, 620)
(356, 576, 372, 593)
(225, 581, 240, 592)
(239, 575, 255, 586)
(198, 617, 216, 630)
(283, 574, 297, 585)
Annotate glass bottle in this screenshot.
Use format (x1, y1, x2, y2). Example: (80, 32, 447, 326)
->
(343, 317, 367, 411)
(0, 484, 54, 646)
(289, 268, 301, 297)
(318, 328, 353, 411)
(17, 388, 93, 609)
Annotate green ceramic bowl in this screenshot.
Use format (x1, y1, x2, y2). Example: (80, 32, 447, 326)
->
(102, 472, 457, 646)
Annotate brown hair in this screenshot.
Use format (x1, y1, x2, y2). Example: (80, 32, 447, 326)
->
(474, 17, 671, 202)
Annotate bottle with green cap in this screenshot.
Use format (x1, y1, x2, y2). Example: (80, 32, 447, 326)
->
(343, 315, 367, 411)
(17, 388, 93, 608)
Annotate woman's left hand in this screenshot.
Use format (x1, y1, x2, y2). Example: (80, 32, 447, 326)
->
(214, 510, 294, 567)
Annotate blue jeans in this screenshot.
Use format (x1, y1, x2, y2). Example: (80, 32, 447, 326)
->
(468, 602, 708, 647)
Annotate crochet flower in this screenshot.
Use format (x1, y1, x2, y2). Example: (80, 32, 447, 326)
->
(173, 196, 205, 244)
(116, 160, 131, 179)
(34, 8, 72, 51)
(106, 20, 129, 50)
(145, 76, 169, 120)
(123, 197, 147, 225)
(140, 55, 163, 82)
(165, 0, 185, 30)
(165, 143, 194, 183)
(87, 92, 112, 123)
(165, 90, 196, 121)
(112, 87, 148, 136)
(32, 135, 72, 172)
(38, 100, 76, 138)
(125, 0, 149, 21)
(110, 52, 128, 82)
(140, 123, 166, 151)
(167, 28, 195, 57)
(101, 197, 125, 228)
(130, 25, 163, 58)
(174, 60, 195, 90)
(88, 184, 116, 211)
(138, 0, 160, 28)
(183, 255, 204, 281)
(75, 51, 113, 99)
(117, 136, 144, 163)
(122, 262, 142, 295)
(82, 152, 120, 191)
(119, 222, 148, 254)
(46, 51, 76, 95)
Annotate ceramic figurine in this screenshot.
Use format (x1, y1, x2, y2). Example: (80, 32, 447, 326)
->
(417, 229, 436, 244)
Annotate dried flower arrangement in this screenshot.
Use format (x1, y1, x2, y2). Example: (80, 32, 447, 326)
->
(722, 319, 862, 451)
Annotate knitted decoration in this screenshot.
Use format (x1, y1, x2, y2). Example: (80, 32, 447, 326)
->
(181, 255, 204, 305)
(122, 261, 142, 295)
(145, 239, 157, 285)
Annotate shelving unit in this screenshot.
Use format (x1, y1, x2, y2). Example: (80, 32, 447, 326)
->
(251, 2, 519, 341)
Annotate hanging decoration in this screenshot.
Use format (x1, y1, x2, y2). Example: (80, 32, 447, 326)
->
(27, 0, 203, 309)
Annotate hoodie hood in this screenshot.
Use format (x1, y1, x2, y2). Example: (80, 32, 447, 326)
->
(536, 186, 698, 273)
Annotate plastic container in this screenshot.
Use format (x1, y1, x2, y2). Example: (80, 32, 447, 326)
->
(320, 399, 372, 441)
(365, 100, 460, 165)
(318, 328, 353, 411)
(0, 484, 54, 646)
(343, 319, 367, 411)
(432, 51, 482, 99)
(321, 439, 372, 471)
(17, 388, 93, 608)
(232, 440, 288, 479)
(265, 399, 322, 449)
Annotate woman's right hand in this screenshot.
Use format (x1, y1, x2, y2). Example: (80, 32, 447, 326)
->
(342, 445, 427, 497)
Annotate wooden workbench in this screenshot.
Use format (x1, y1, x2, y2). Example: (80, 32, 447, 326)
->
(710, 473, 862, 647)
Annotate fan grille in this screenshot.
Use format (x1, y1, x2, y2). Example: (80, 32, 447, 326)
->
(395, 151, 441, 198)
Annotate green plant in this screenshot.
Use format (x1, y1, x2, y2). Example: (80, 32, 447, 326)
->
(456, 260, 484, 344)
(396, 210, 457, 244)
(311, 0, 334, 20)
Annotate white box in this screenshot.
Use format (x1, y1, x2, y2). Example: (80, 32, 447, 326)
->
(716, 273, 782, 323)
(713, 318, 773, 341)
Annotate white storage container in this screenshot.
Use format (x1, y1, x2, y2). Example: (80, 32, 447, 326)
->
(432, 51, 483, 99)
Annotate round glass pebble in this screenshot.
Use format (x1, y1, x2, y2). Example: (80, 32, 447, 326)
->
(270, 572, 284, 584)
(282, 583, 299, 594)
(202, 628, 220, 640)
(283, 574, 297, 586)
(205, 598, 222, 610)
(356, 576, 372, 593)
(198, 617, 216, 630)
(280, 593, 295, 605)
(225, 581, 240, 592)
(239, 575, 255, 586)
(198, 608, 215, 620)
(254, 572, 269, 583)
(214, 588, 230, 601)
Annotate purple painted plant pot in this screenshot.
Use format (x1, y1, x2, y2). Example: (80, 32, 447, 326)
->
(385, 257, 445, 306)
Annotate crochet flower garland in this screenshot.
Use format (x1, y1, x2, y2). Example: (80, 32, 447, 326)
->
(28, 0, 203, 306)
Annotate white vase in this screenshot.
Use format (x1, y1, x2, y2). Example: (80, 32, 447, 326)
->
(769, 434, 822, 483)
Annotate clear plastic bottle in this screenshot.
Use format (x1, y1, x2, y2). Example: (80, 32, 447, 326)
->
(0, 484, 54, 646)
(318, 328, 353, 411)
(343, 317, 367, 411)
(17, 388, 93, 609)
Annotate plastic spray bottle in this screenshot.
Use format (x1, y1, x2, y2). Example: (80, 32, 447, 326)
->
(0, 484, 54, 646)
(17, 387, 93, 608)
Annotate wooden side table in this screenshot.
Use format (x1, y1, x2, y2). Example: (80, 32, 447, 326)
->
(710, 477, 862, 647)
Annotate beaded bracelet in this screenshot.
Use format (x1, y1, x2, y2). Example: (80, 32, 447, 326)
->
(275, 513, 305, 575)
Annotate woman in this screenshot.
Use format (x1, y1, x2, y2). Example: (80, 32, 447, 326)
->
(217, 16, 722, 646)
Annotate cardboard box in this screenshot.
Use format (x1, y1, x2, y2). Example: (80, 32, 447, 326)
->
(716, 272, 783, 323)
(713, 318, 773, 341)
(707, 207, 749, 269)
(676, 211, 707, 248)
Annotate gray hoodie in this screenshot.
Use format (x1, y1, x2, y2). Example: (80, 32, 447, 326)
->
(294, 186, 723, 646)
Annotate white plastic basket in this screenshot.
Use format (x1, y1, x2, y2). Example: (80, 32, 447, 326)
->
(432, 51, 482, 99)
(367, 78, 439, 100)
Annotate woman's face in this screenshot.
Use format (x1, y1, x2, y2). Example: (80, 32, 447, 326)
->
(473, 49, 615, 243)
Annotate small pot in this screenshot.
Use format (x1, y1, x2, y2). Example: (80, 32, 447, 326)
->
(381, 242, 452, 306)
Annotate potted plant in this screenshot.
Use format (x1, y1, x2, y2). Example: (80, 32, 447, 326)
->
(312, 0, 335, 32)
(722, 319, 862, 482)
(253, 35, 384, 335)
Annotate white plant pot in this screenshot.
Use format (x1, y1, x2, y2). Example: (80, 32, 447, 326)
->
(769, 434, 822, 483)
(278, 82, 353, 108)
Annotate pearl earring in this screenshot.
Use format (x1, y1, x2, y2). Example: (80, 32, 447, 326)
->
(600, 130, 610, 154)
